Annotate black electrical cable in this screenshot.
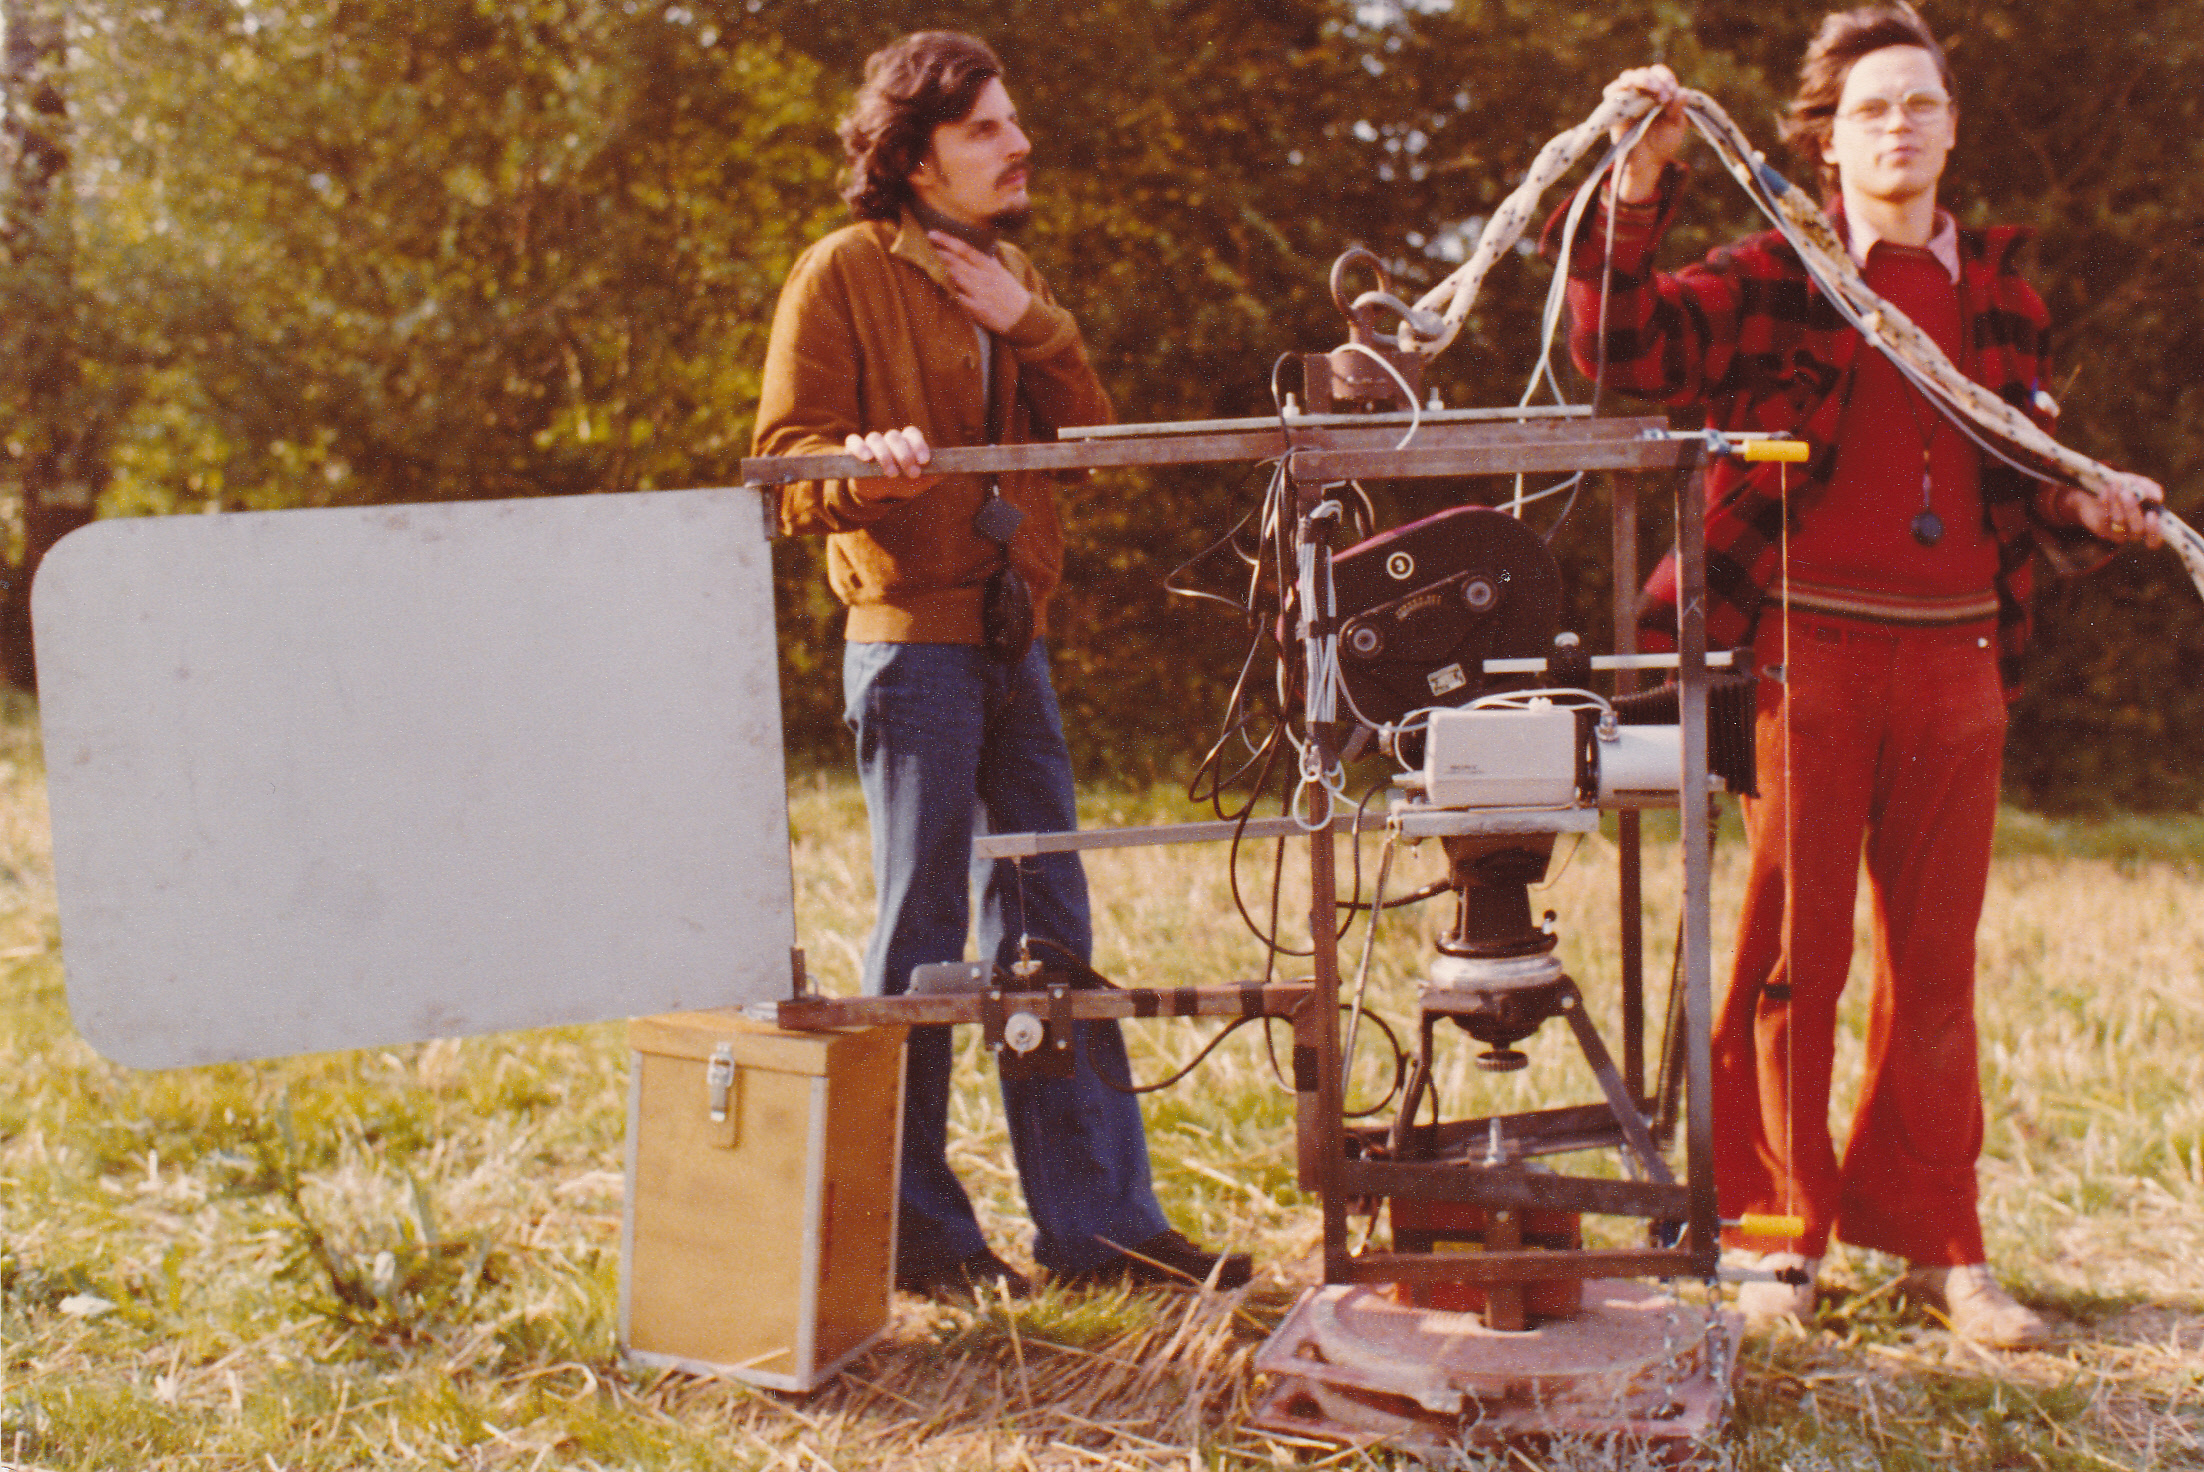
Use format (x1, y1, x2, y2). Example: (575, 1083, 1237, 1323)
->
(1340, 1004, 1410, 1118)
(1336, 877, 1453, 913)
(1094, 1013, 1273, 1095)
(1162, 499, 1267, 615)
(1095, 1001, 1409, 1112)
(1223, 739, 1313, 959)
(1015, 934, 1117, 990)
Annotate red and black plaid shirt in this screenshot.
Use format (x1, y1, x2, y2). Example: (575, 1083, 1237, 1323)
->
(1549, 165, 2102, 693)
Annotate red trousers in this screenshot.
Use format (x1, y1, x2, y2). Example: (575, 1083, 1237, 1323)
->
(1714, 612, 2006, 1266)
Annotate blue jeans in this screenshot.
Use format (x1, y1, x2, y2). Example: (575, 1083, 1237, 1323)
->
(843, 641, 1169, 1276)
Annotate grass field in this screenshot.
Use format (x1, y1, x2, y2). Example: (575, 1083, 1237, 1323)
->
(3, 691, 2200, 1470)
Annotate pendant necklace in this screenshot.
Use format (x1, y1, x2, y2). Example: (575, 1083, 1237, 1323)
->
(1901, 383, 1944, 547)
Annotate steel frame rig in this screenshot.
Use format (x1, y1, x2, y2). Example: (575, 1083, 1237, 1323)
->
(738, 399, 1726, 1307)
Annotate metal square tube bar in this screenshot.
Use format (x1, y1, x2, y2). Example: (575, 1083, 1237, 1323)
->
(1333, 1159, 1690, 1221)
(1675, 449, 1721, 1274)
(1340, 1248, 1700, 1286)
(768, 982, 1314, 1031)
(739, 416, 1680, 486)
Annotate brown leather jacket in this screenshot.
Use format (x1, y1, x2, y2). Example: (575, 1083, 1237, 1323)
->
(754, 211, 1113, 644)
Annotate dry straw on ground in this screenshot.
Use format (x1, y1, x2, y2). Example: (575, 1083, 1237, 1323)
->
(3, 698, 2200, 1469)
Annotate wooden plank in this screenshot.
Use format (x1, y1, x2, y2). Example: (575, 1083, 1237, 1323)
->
(1340, 1247, 1698, 1284)
(811, 1032, 904, 1370)
(739, 416, 1674, 485)
(771, 981, 1314, 1031)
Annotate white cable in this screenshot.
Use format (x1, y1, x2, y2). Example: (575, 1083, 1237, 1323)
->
(1335, 343, 1424, 449)
(1395, 80, 2178, 551)
(1468, 686, 1615, 717)
(2170, 514, 2204, 602)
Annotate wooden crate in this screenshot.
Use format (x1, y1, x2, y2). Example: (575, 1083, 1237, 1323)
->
(619, 1010, 905, 1392)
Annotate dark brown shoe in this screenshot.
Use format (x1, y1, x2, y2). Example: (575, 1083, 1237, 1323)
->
(895, 1246, 1031, 1301)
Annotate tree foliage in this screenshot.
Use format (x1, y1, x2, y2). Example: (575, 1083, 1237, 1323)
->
(4, 0, 2198, 807)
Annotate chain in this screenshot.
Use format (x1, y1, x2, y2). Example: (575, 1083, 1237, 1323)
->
(1655, 1280, 1684, 1421)
(1701, 1274, 1735, 1442)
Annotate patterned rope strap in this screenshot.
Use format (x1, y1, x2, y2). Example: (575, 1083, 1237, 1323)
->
(1387, 84, 2202, 597)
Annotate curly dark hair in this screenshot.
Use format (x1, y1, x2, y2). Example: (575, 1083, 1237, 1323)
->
(838, 32, 1004, 222)
(1780, 4, 1954, 201)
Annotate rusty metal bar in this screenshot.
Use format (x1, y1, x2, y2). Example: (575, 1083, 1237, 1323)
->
(1290, 436, 1688, 483)
(971, 810, 1384, 862)
(1676, 446, 1722, 1275)
(1293, 985, 1329, 1194)
(1614, 473, 1646, 1100)
(1057, 404, 1592, 439)
(1558, 984, 1674, 1186)
(739, 416, 1676, 485)
(1311, 818, 1350, 1280)
(768, 982, 1313, 1031)
(1340, 1248, 1700, 1285)
(1335, 1159, 1690, 1221)
(1349, 1101, 1634, 1160)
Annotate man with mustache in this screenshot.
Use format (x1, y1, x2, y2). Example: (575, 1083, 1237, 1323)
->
(1564, 4, 2162, 1347)
(754, 31, 1250, 1300)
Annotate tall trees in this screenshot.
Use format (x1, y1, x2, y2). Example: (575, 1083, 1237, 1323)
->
(2, 0, 100, 688)
(73, 0, 839, 515)
(5, 1, 2197, 804)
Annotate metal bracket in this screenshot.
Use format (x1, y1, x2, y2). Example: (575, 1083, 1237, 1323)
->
(705, 1042, 740, 1147)
(1048, 985, 1075, 1063)
(745, 481, 780, 542)
(981, 986, 1076, 1081)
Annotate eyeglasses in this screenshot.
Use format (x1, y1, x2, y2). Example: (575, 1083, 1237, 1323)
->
(1836, 90, 1951, 126)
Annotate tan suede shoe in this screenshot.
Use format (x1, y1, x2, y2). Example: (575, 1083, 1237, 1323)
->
(1902, 1263, 2050, 1349)
(1727, 1249, 1819, 1325)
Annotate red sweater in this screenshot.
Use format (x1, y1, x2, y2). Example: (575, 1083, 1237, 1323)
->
(1784, 241, 1999, 623)
(1547, 165, 2109, 692)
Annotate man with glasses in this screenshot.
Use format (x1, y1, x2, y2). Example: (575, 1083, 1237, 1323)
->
(1560, 5, 2163, 1346)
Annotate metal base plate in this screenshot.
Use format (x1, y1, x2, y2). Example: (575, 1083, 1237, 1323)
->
(1249, 1281, 1736, 1459)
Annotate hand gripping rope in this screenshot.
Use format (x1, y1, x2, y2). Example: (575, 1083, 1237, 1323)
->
(1351, 85, 2204, 600)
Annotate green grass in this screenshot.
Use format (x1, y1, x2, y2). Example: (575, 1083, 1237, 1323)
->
(4, 704, 2201, 1468)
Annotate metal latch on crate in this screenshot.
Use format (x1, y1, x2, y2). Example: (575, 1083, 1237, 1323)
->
(706, 1042, 739, 1145)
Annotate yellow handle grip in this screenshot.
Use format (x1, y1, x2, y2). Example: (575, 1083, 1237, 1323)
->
(1741, 439, 1810, 463)
(1730, 1213, 1806, 1238)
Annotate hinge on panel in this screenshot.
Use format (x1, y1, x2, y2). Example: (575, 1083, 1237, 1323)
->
(747, 481, 781, 542)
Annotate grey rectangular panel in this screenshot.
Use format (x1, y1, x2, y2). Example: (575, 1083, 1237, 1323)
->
(33, 489, 793, 1068)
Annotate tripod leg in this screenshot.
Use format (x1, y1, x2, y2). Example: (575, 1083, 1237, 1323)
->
(1560, 980, 1675, 1185)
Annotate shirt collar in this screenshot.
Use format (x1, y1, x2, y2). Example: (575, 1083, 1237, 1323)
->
(908, 197, 1002, 255)
(890, 209, 954, 291)
(1834, 207, 1961, 282)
